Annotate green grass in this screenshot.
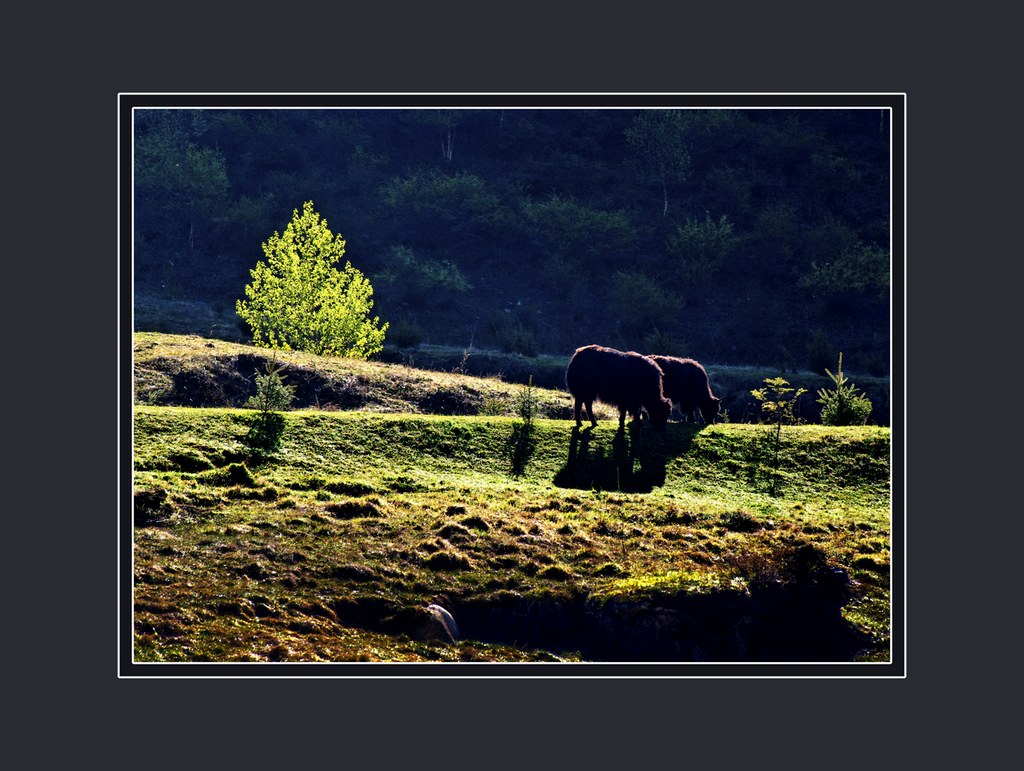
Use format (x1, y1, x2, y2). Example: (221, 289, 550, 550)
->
(132, 400, 892, 664)
(130, 332, 893, 665)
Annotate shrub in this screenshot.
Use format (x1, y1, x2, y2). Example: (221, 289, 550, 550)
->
(816, 353, 872, 426)
(375, 245, 471, 310)
(750, 376, 807, 496)
(479, 397, 508, 416)
(509, 375, 538, 478)
(244, 359, 295, 454)
(516, 375, 538, 426)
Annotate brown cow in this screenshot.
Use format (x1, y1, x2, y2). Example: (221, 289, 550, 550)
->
(648, 355, 720, 424)
(565, 344, 672, 430)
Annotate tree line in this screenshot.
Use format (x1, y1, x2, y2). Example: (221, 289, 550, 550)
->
(133, 106, 891, 375)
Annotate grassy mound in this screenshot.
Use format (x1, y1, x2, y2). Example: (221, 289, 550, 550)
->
(133, 331, 598, 420)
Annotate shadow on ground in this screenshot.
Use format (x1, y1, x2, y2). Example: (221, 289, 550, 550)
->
(552, 422, 699, 493)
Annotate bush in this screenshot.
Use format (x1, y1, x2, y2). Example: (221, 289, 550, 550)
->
(816, 353, 872, 426)
(509, 375, 538, 478)
(244, 359, 296, 454)
(375, 245, 471, 309)
(750, 376, 807, 496)
(479, 397, 508, 417)
(515, 375, 538, 426)
(609, 271, 681, 337)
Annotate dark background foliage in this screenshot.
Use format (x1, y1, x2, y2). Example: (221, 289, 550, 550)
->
(133, 104, 891, 377)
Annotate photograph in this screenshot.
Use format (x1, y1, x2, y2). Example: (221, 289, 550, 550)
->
(121, 92, 903, 677)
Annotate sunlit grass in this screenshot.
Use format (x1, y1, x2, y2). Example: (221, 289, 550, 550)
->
(132, 399, 891, 664)
(130, 332, 892, 664)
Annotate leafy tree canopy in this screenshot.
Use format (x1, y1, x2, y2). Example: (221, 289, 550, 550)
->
(236, 201, 388, 358)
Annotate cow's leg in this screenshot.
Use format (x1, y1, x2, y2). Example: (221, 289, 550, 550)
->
(574, 398, 583, 428)
(586, 400, 598, 428)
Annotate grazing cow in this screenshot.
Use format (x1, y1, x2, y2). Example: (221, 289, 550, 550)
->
(649, 355, 720, 424)
(565, 344, 672, 430)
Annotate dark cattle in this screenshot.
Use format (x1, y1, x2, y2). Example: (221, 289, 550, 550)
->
(565, 344, 672, 430)
(648, 355, 720, 424)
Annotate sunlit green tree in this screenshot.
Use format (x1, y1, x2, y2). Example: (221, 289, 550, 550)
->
(236, 201, 388, 358)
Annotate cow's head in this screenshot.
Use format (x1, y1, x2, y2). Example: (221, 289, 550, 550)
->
(649, 397, 672, 430)
(701, 397, 721, 425)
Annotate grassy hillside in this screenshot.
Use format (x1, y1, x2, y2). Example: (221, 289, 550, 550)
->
(130, 338, 893, 665)
(133, 331, 598, 420)
(134, 331, 891, 425)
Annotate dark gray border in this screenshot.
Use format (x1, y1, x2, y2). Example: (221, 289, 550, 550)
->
(25, 0, 984, 761)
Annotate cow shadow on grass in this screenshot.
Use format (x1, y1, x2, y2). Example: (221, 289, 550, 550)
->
(553, 422, 698, 493)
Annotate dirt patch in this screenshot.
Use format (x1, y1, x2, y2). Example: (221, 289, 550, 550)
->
(329, 564, 380, 582)
(173, 357, 254, 406)
(418, 388, 481, 415)
(325, 500, 384, 519)
(437, 523, 473, 542)
(134, 488, 175, 527)
(424, 551, 473, 571)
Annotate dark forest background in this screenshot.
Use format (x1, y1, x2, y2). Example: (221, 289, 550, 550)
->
(133, 107, 891, 376)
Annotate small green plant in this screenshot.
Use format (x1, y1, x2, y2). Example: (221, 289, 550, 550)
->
(509, 375, 538, 477)
(751, 376, 807, 496)
(817, 353, 872, 426)
(245, 358, 296, 455)
(516, 375, 538, 426)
